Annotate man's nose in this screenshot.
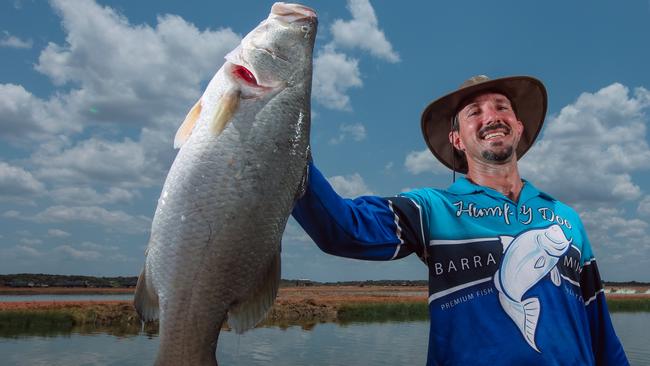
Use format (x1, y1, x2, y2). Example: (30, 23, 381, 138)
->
(483, 106, 503, 125)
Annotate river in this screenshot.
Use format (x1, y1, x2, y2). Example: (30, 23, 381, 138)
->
(0, 312, 648, 365)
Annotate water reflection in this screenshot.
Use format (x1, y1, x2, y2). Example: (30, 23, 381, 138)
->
(0, 314, 648, 365)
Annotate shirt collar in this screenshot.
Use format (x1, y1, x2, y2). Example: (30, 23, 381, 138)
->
(447, 176, 557, 203)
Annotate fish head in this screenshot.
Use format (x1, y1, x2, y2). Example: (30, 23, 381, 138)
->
(226, 3, 318, 92)
(537, 224, 571, 257)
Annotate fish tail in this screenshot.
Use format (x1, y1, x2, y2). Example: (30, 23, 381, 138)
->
(499, 293, 541, 352)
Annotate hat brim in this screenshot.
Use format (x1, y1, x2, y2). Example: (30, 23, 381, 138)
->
(420, 76, 547, 174)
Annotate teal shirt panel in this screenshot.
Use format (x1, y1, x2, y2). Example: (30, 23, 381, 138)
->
(400, 177, 594, 265)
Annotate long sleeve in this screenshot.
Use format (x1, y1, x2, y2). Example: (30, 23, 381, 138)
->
(580, 255, 629, 365)
(291, 161, 426, 261)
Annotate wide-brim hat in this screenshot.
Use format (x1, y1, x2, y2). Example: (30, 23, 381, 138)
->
(421, 75, 548, 174)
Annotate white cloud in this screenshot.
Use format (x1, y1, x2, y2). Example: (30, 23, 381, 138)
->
(639, 196, 650, 217)
(404, 149, 448, 175)
(312, 0, 397, 111)
(15, 245, 43, 257)
(0, 31, 33, 49)
(0, 83, 76, 142)
(20, 238, 43, 245)
(36, 0, 240, 123)
(32, 205, 150, 234)
(312, 48, 362, 110)
(3, 210, 22, 219)
(521, 83, 650, 205)
(55, 244, 101, 260)
(328, 173, 373, 197)
(48, 228, 71, 238)
(329, 123, 367, 144)
(330, 0, 399, 62)
(579, 207, 649, 258)
(50, 186, 137, 205)
(0, 162, 46, 201)
(32, 137, 160, 188)
(0, 0, 240, 143)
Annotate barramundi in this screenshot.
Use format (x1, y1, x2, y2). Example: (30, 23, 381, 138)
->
(134, 3, 317, 365)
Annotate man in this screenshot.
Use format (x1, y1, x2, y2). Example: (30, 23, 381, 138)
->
(292, 75, 629, 365)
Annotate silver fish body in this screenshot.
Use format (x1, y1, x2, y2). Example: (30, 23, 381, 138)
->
(134, 3, 317, 365)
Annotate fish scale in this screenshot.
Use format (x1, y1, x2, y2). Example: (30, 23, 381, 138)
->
(134, 3, 317, 365)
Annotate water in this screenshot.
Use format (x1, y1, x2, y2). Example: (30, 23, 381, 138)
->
(0, 313, 647, 365)
(612, 313, 650, 365)
(0, 294, 133, 302)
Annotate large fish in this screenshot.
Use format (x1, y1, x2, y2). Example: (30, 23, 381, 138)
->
(134, 3, 317, 365)
(494, 224, 571, 352)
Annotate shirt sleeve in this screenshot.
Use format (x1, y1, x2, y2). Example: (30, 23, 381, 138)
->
(579, 230, 629, 365)
(291, 161, 427, 261)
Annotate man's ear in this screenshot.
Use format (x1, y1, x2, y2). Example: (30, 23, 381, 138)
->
(449, 130, 464, 151)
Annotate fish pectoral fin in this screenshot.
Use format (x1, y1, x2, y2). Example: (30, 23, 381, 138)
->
(227, 249, 281, 334)
(210, 88, 241, 137)
(133, 266, 160, 322)
(294, 158, 310, 202)
(550, 266, 562, 286)
(174, 98, 203, 149)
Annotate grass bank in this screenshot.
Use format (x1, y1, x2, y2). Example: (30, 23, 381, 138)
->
(337, 302, 429, 322)
(607, 297, 650, 312)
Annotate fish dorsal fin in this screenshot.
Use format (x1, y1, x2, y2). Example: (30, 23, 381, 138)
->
(227, 249, 281, 334)
(550, 267, 562, 286)
(174, 99, 203, 149)
(133, 266, 160, 322)
(210, 88, 241, 137)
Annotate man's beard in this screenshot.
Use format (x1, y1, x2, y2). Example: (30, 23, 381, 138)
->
(481, 145, 514, 162)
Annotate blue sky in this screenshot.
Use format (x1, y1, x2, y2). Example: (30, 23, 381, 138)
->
(1, 0, 650, 282)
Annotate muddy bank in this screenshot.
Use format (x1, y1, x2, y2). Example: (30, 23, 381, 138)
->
(0, 286, 426, 326)
(1, 285, 646, 329)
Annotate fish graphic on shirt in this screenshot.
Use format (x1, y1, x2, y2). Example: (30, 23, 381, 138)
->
(493, 224, 571, 352)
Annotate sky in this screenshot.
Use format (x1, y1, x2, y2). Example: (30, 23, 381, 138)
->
(1, 0, 650, 282)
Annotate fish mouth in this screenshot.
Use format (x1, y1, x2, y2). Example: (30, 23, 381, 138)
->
(539, 227, 571, 256)
(270, 2, 317, 22)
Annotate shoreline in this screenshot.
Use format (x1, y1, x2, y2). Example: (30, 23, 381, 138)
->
(1, 285, 648, 328)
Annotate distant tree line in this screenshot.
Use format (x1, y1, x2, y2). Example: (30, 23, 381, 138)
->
(0, 274, 138, 288)
(1, 274, 645, 288)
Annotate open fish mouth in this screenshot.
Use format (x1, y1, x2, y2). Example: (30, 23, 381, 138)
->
(270, 2, 317, 22)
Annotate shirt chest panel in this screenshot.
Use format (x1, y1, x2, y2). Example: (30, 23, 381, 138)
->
(424, 194, 584, 298)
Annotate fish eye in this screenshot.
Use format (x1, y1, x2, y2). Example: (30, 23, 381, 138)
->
(300, 25, 310, 33)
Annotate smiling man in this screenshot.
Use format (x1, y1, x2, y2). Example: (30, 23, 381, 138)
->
(292, 75, 629, 365)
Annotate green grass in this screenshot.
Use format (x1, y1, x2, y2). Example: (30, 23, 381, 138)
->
(0, 306, 158, 338)
(337, 302, 429, 323)
(607, 298, 650, 312)
(0, 311, 75, 337)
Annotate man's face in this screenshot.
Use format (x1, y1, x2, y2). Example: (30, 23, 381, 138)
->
(449, 92, 524, 166)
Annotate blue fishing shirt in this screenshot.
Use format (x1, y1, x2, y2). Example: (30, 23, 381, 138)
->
(292, 162, 628, 366)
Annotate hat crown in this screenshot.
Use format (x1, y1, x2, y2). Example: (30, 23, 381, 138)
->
(460, 75, 490, 88)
